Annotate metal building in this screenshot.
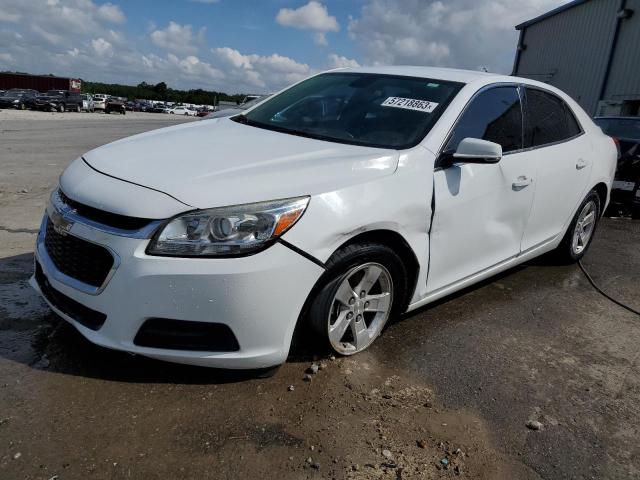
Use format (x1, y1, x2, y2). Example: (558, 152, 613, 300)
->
(513, 0, 639, 117)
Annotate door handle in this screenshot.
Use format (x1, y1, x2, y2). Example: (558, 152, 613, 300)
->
(576, 159, 588, 170)
(512, 175, 533, 190)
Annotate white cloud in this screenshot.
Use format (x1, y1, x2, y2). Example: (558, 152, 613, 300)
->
(91, 37, 113, 57)
(313, 32, 328, 46)
(212, 47, 311, 92)
(348, 0, 566, 73)
(0, 52, 15, 63)
(327, 53, 360, 69)
(0, 9, 22, 22)
(150, 21, 202, 55)
(96, 3, 125, 24)
(276, 1, 339, 44)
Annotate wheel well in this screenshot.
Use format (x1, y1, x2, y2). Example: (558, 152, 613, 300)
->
(335, 230, 419, 311)
(289, 228, 420, 353)
(593, 182, 608, 212)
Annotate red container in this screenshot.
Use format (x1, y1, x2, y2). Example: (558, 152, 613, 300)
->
(0, 73, 82, 93)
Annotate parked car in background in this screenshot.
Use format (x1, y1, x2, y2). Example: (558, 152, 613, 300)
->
(33, 90, 82, 112)
(105, 97, 126, 115)
(0, 89, 39, 110)
(81, 93, 94, 112)
(170, 106, 197, 116)
(594, 116, 640, 218)
(92, 94, 109, 111)
(205, 95, 271, 119)
(32, 67, 615, 369)
(125, 101, 141, 111)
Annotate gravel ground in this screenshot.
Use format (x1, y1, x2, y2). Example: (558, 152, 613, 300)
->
(1, 112, 639, 479)
(0, 109, 186, 121)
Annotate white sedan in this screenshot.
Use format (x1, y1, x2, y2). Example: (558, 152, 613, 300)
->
(170, 106, 197, 116)
(31, 66, 616, 369)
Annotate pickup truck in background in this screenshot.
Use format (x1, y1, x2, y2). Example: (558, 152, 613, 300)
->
(33, 90, 83, 112)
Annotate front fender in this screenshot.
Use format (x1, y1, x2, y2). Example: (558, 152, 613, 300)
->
(281, 146, 436, 302)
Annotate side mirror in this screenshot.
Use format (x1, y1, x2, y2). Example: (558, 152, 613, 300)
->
(453, 138, 502, 164)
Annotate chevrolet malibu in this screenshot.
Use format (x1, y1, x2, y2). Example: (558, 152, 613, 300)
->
(31, 67, 616, 369)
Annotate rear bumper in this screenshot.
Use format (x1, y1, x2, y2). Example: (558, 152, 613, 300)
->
(31, 213, 323, 369)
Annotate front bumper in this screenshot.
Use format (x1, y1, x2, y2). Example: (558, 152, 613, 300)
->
(34, 101, 58, 110)
(31, 213, 323, 369)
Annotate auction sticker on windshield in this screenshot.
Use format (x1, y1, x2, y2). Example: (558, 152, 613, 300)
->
(381, 97, 439, 113)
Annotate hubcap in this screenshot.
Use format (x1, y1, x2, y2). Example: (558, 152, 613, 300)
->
(572, 200, 597, 255)
(327, 262, 393, 355)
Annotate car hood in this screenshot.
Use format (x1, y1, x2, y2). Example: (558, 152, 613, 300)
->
(82, 118, 399, 209)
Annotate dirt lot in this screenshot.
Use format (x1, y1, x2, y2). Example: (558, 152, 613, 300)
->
(1, 109, 639, 480)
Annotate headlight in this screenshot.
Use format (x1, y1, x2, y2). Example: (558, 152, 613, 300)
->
(146, 196, 309, 257)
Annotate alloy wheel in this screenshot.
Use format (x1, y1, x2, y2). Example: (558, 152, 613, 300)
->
(571, 200, 597, 255)
(327, 262, 393, 355)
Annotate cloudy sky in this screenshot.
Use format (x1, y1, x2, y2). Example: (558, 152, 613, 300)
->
(0, 0, 568, 94)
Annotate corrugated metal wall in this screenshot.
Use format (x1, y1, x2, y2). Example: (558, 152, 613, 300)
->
(602, 0, 640, 108)
(515, 0, 618, 114)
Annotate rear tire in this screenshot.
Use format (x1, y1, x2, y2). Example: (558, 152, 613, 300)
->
(554, 190, 601, 263)
(308, 242, 408, 356)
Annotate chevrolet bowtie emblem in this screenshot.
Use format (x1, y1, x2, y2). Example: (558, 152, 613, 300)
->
(50, 208, 74, 236)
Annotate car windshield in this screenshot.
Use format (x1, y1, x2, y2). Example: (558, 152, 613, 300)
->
(46, 90, 65, 96)
(3, 91, 24, 98)
(239, 73, 463, 149)
(595, 118, 640, 141)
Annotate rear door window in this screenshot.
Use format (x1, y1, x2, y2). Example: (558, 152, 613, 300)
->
(444, 86, 523, 154)
(524, 88, 582, 148)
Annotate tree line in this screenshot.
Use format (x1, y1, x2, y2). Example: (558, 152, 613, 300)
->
(81, 81, 246, 105)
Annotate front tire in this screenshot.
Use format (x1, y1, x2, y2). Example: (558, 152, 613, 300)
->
(308, 242, 408, 356)
(58, 104, 65, 113)
(555, 190, 601, 263)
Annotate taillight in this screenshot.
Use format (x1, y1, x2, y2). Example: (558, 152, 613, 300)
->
(612, 136, 621, 159)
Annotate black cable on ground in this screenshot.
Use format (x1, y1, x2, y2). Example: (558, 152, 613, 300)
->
(578, 260, 640, 316)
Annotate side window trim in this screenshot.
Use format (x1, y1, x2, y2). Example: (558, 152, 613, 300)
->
(435, 82, 523, 169)
(521, 85, 585, 151)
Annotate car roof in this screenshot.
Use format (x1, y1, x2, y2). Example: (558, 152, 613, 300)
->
(329, 66, 505, 84)
(328, 65, 563, 91)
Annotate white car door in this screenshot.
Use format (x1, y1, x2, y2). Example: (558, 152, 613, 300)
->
(519, 87, 591, 251)
(427, 85, 536, 293)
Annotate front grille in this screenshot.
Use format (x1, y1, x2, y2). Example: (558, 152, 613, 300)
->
(59, 190, 153, 231)
(35, 261, 107, 331)
(44, 219, 114, 288)
(134, 318, 240, 352)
